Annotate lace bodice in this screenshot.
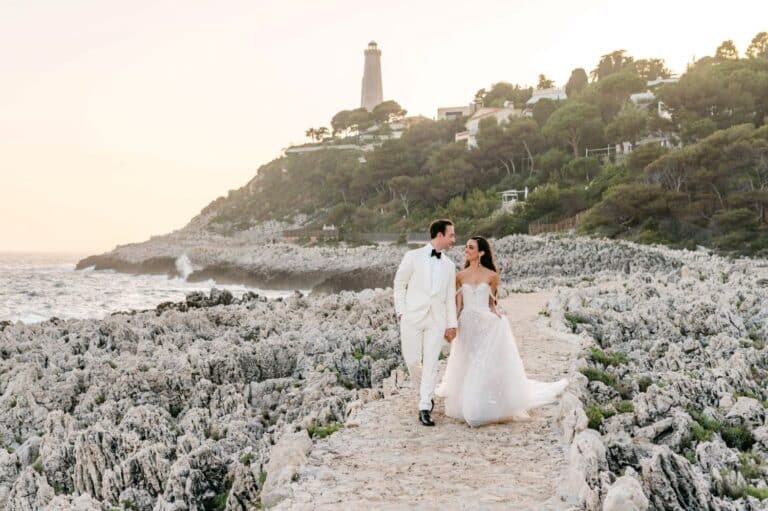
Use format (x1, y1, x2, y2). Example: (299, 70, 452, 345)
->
(460, 282, 493, 312)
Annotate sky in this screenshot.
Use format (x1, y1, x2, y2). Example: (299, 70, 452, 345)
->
(1, 0, 766, 254)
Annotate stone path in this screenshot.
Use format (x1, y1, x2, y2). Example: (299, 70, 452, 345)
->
(276, 292, 579, 510)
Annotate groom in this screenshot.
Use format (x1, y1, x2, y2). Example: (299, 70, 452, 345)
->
(393, 219, 458, 426)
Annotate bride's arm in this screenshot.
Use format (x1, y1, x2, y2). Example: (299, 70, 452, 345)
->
(489, 273, 501, 317)
(455, 274, 463, 317)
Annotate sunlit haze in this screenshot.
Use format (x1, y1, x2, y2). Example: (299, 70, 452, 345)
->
(2, 0, 766, 253)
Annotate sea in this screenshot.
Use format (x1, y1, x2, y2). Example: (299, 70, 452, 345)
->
(0, 252, 294, 324)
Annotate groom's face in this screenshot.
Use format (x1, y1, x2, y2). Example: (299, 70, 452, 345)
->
(435, 225, 456, 251)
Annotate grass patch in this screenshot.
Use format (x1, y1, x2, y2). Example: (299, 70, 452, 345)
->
(615, 400, 634, 413)
(307, 421, 343, 439)
(734, 390, 759, 400)
(691, 422, 713, 442)
(688, 408, 722, 433)
(589, 348, 628, 367)
(579, 367, 617, 387)
(739, 452, 763, 480)
(746, 486, 768, 500)
(32, 458, 43, 474)
(720, 469, 746, 499)
(259, 470, 268, 486)
(564, 312, 590, 332)
(580, 366, 632, 398)
(681, 420, 715, 454)
(121, 501, 139, 511)
(352, 348, 364, 360)
(240, 453, 253, 466)
(585, 404, 615, 430)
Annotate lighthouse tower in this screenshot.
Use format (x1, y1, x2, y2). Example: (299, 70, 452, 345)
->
(361, 41, 383, 112)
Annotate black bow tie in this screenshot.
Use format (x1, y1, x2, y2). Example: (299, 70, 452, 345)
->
(430, 249, 442, 259)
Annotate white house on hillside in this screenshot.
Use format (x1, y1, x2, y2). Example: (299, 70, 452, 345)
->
(437, 105, 473, 120)
(525, 87, 567, 107)
(613, 77, 680, 154)
(454, 105, 523, 148)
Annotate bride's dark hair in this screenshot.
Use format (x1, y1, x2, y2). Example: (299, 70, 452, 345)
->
(464, 236, 498, 272)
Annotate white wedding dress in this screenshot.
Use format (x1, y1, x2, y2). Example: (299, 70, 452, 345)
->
(436, 282, 568, 427)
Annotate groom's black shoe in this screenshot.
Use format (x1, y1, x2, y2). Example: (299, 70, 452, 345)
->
(419, 410, 435, 427)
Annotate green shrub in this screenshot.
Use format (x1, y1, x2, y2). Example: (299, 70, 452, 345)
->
(307, 421, 343, 439)
(746, 486, 768, 499)
(637, 376, 653, 393)
(615, 400, 634, 413)
(691, 422, 713, 443)
(688, 408, 722, 433)
(565, 312, 590, 331)
(722, 425, 756, 451)
(579, 367, 617, 387)
(585, 404, 615, 430)
(202, 481, 231, 511)
(589, 348, 629, 367)
(121, 501, 139, 511)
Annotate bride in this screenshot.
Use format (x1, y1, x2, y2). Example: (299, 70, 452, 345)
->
(436, 236, 568, 427)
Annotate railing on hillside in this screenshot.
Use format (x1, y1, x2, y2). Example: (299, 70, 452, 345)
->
(357, 232, 430, 244)
(529, 210, 589, 235)
(280, 229, 431, 244)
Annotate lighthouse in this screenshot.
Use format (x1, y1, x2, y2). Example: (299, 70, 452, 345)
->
(361, 41, 383, 112)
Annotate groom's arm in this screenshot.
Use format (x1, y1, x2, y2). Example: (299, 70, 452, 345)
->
(393, 251, 413, 318)
(445, 264, 458, 330)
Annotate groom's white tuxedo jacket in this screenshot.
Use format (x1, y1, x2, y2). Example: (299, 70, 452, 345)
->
(393, 244, 458, 331)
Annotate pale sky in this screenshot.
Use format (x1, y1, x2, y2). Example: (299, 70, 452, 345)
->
(1, 0, 766, 253)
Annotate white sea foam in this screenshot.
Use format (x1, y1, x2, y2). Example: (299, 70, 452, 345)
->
(175, 253, 194, 279)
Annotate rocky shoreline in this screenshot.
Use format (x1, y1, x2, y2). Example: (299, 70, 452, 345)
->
(4, 234, 768, 509)
(75, 230, 689, 295)
(0, 287, 401, 510)
(539, 242, 768, 510)
(74, 230, 407, 294)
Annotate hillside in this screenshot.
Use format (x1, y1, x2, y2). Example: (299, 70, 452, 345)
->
(189, 38, 768, 258)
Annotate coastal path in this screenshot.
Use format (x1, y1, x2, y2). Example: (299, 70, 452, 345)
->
(276, 291, 578, 510)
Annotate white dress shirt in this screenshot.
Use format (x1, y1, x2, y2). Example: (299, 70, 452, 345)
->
(428, 242, 441, 295)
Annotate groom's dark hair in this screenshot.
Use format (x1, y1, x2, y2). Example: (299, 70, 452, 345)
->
(429, 219, 453, 239)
